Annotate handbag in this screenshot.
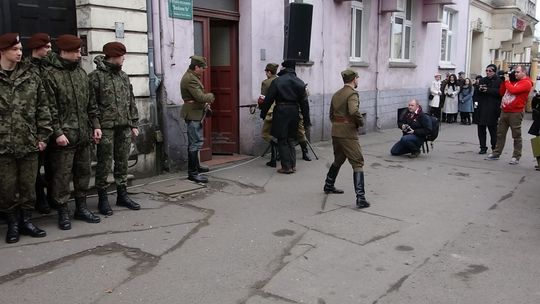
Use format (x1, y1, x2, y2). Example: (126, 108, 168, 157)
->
(428, 94, 434, 100)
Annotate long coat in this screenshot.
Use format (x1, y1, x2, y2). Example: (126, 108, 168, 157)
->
(429, 80, 442, 108)
(476, 75, 502, 126)
(458, 85, 474, 113)
(443, 83, 460, 114)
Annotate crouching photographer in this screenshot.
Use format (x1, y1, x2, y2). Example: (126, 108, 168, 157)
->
(390, 99, 433, 158)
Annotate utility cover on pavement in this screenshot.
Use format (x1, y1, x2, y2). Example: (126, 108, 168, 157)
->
(143, 179, 205, 195)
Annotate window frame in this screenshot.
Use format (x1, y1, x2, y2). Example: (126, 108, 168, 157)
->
(390, 0, 413, 62)
(440, 7, 456, 65)
(350, 1, 364, 62)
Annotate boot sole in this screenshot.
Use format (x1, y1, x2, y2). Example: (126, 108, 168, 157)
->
(20, 230, 46, 237)
(116, 203, 141, 210)
(73, 215, 101, 223)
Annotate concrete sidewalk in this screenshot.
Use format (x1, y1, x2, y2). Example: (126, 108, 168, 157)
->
(1, 118, 539, 304)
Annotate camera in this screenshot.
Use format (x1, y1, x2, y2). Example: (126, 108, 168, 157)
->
(499, 70, 517, 82)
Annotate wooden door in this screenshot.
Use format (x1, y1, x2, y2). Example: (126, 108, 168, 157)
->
(209, 21, 239, 154)
(193, 17, 213, 161)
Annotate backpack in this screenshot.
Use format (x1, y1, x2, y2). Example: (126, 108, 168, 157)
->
(425, 114, 439, 142)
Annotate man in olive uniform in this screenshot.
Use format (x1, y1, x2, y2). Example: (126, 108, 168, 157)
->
(0, 33, 52, 243)
(89, 42, 140, 216)
(180, 55, 215, 183)
(26, 33, 53, 214)
(43, 34, 102, 230)
(260, 60, 310, 174)
(260, 63, 279, 167)
(323, 69, 369, 209)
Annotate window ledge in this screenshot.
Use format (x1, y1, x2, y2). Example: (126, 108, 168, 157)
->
(438, 63, 456, 70)
(389, 61, 417, 68)
(350, 61, 370, 67)
(296, 61, 314, 67)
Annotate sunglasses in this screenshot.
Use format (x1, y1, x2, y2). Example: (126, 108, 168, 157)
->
(485, 69, 494, 72)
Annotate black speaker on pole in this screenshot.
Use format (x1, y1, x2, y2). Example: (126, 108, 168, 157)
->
(284, 3, 313, 62)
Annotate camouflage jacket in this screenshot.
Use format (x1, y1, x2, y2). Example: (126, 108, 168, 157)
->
(0, 62, 52, 156)
(88, 55, 139, 129)
(180, 69, 215, 121)
(43, 52, 100, 147)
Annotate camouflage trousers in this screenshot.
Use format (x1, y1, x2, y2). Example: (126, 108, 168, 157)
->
(0, 153, 38, 212)
(95, 127, 132, 191)
(45, 144, 92, 205)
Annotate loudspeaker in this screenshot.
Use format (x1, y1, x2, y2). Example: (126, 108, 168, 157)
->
(284, 3, 313, 62)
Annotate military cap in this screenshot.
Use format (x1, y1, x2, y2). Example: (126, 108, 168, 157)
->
(103, 41, 126, 57)
(265, 63, 279, 74)
(341, 69, 358, 83)
(281, 60, 296, 69)
(0, 33, 20, 50)
(190, 55, 207, 68)
(56, 34, 82, 51)
(27, 33, 51, 49)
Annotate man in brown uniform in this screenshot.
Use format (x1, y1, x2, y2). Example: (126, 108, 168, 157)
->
(323, 69, 369, 209)
(180, 55, 215, 183)
(260, 63, 279, 167)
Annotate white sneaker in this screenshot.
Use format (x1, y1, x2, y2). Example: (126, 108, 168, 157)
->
(509, 157, 519, 165)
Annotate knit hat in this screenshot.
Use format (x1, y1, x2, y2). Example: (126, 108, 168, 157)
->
(0, 33, 20, 50)
(265, 63, 279, 74)
(103, 41, 126, 57)
(341, 69, 358, 83)
(27, 33, 51, 49)
(281, 60, 296, 69)
(56, 34, 82, 51)
(190, 55, 207, 68)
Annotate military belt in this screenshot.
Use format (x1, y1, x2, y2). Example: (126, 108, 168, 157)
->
(332, 116, 351, 123)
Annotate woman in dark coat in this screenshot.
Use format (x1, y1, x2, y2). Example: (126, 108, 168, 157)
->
(472, 75, 483, 124)
(475, 64, 502, 154)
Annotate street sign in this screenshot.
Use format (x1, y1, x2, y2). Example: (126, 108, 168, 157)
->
(169, 0, 193, 20)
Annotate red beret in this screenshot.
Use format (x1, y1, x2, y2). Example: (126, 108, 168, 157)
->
(0, 33, 20, 50)
(27, 33, 51, 49)
(56, 34, 82, 51)
(102, 42, 126, 57)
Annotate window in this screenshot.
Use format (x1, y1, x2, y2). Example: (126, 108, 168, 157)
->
(390, 0, 413, 61)
(440, 8, 455, 63)
(350, 1, 363, 61)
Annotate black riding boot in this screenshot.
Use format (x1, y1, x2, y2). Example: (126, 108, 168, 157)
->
(299, 141, 311, 161)
(19, 209, 46, 237)
(73, 197, 101, 223)
(97, 189, 113, 216)
(187, 151, 208, 183)
(266, 142, 277, 167)
(5, 211, 20, 243)
(353, 171, 370, 209)
(324, 164, 345, 194)
(197, 151, 210, 173)
(57, 204, 71, 230)
(116, 186, 141, 210)
(35, 176, 50, 214)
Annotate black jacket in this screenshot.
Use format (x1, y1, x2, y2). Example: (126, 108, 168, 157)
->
(398, 110, 432, 139)
(476, 75, 502, 126)
(260, 68, 310, 126)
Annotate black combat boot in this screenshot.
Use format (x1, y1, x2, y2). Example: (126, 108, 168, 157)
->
(97, 189, 113, 216)
(187, 151, 208, 183)
(5, 211, 20, 243)
(353, 171, 370, 209)
(35, 177, 50, 214)
(19, 209, 46, 238)
(299, 141, 311, 161)
(323, 165, 344, 194)
(73, 197, 101, 223)
(116, 186, 141, 210)
(196, 152, 210, 173)
(266, 142, 277, 167)
(57, 204, 71, 230)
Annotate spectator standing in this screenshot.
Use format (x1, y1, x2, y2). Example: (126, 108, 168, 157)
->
(443, 74, 460, 123)
(458, 78, 474, 125)
(429, 73, 442, 118)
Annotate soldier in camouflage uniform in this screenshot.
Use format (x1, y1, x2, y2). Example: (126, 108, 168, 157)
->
(89, 42, 140, 215)
(323, 69, 369, 209)
(43, 34, 102, 230)
(180, 55, 215, 183)
(0, 33, 52, 243)
(25, 33, 53, 214)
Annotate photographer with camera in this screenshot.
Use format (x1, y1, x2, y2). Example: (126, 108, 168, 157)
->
(486, 65, 533, 165)
(475, 64, 502, 154)
(391, 99, 433, 158)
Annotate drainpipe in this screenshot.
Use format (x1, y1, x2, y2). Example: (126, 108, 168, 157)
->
(146, 0, 162, 173)
(375, 0, 381, 130)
